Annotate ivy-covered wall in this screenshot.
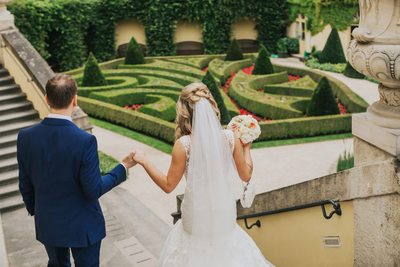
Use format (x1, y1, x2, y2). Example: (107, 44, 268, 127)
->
(9, 0, 289, 72)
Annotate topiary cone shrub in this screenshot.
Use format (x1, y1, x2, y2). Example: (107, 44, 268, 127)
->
(253, 45, 274, 75)
(225, 39, 244, 61)
(343, 62, 365, 79)
(125, 37, 145, 65)
(306, 77, 340, 116)
(82, 52, 107, 87)
(319, 28, 346, 64)
(202, 71, 231, 124)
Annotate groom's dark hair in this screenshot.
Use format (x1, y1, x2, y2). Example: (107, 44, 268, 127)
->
(45, 74, 78, 109)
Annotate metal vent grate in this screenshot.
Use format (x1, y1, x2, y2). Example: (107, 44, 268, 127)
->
(323, 236, 341, 248)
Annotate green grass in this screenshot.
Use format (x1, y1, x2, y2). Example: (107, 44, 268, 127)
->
(252, 133, 353, 149)
(90, 117, 173, 154)
(336, 151, 354, 172)
(98, 151, 119, 175)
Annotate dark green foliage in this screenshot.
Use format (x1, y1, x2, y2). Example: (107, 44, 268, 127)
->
(319, 28, 347, 64)
(225, 39, 244, 61)
(253, 45, 274, 75)
(336, 151, 354, 172)
(343, 62, 365, 79)
(306, 77, 340, 116)
(286, 38, 299, 54)
(202, 71, 230, 124)
(125, 37, 145, 65)
(82, 53, 107, 87)
(10, 0, 289, 71)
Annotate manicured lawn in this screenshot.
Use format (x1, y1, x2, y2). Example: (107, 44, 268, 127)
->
(98, 151, 119, 175)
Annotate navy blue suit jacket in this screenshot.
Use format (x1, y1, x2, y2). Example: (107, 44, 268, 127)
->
(17, 118, 126, 247)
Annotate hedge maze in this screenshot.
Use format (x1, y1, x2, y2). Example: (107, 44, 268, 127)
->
(71, 54, 368, 144)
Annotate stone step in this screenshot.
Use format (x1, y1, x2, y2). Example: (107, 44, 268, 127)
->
(0, 84, 19, 94)
(0, 68, 9, 77)
(0, 146, 16, 161)
(0, 92, 25, 104)
(0, 194, 24, 213)
(0, 101, 32, 116)
(0, 109, 38, 126)
(0, 119, 39, 136)
(0, 133, 17, 149)
(0, 169, 18, 186)
(0, 158, 18, 173)
(0, 76, 14, 86)
(0, 182, 19, 200)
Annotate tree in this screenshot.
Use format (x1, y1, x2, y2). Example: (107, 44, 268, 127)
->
(125, 37, 145, 65)
(319, 28, 346, 64)
(225, 39, 244, 61)
(306, 77, 340, 116)
(82, 52, 107, 87)
(253, 45, 274, 75)
(343, 62, 365, 79)
(202, 71, 231, 124)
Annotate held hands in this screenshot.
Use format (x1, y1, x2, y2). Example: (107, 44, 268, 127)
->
(122, 151, 137, 169)
(131, 149, 146, 166)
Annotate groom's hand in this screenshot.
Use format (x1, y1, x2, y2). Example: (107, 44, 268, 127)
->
(122, 151, 137, 169)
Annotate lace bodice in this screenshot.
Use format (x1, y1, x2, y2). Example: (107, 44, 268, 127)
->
(178, 129, 235, 176)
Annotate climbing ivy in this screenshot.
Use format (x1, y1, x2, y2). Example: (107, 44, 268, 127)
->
(10, 0, 289, 71)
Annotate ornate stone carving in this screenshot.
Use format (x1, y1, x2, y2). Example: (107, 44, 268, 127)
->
(348, 0, 400, 129)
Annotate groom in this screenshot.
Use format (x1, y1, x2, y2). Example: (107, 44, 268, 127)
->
(17, 74, 136, 267)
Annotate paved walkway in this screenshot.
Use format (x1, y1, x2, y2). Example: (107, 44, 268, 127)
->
(2, 187, 169, 267)
(271, 58, 380, 105)
(93, 126, 353, 227)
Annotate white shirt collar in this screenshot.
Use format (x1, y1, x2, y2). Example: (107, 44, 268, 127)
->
(47, 113, 73, 122)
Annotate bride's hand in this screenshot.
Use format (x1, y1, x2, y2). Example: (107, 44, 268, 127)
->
(241, 141, 252, 150)
(132, 149, 147, 165)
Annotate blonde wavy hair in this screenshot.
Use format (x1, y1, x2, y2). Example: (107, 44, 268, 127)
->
(175, 82, 220, 140)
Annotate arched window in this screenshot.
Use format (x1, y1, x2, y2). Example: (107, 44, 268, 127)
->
(174, 21, 204, 55)
(115, 20, 146, 57)
(231, 20, 259, 53)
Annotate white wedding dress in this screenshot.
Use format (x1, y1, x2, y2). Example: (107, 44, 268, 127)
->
(158, 99, 274, 267)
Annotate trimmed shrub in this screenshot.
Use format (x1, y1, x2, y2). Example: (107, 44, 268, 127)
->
(343, 62, 365, 79)
(82, 53, 107, 87)
(78, 96, 175, 143)
(253, 45, 274, 75)
(319, 28, 346, 64)
(225, 39, 244, 61)
(202, 71, 230, 124)
(306, 77, 340, 116)
(139, 95, 176, 122)
(125, 37, 145, 65)
(273, 63, 368, 113)
(208, 58, 253, 83)
(305, 58, 346, 73)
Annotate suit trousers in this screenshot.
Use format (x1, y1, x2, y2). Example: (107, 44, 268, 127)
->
(45, 241, 101, 267)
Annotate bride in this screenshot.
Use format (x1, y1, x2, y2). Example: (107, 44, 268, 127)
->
(132, 82, 274, 266)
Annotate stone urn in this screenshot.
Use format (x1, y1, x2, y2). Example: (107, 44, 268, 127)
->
(348, 0, 400, 128)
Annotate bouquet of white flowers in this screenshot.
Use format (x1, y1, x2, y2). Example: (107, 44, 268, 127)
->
(227, 115, 261, 144)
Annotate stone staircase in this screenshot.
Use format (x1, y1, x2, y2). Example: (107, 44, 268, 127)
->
(0, 67, 39, 212)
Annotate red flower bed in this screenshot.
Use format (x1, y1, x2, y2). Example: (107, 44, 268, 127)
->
(242, 65, 254, 75)
(123, 104, 143, 111)
(336, 98, 347, 114)
(288, 74, 300, 81)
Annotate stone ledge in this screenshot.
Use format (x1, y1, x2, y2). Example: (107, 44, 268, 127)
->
(352, 113, 400, 157)
(236, 158, 399, 217)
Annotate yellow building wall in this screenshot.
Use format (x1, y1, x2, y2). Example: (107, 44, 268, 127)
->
(237, 201, 354, 267)
(231, 20, 258, 40)
(287, 19, 351, 57)
(174, 21, 203, 43)
(115, 20, 146, 47)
